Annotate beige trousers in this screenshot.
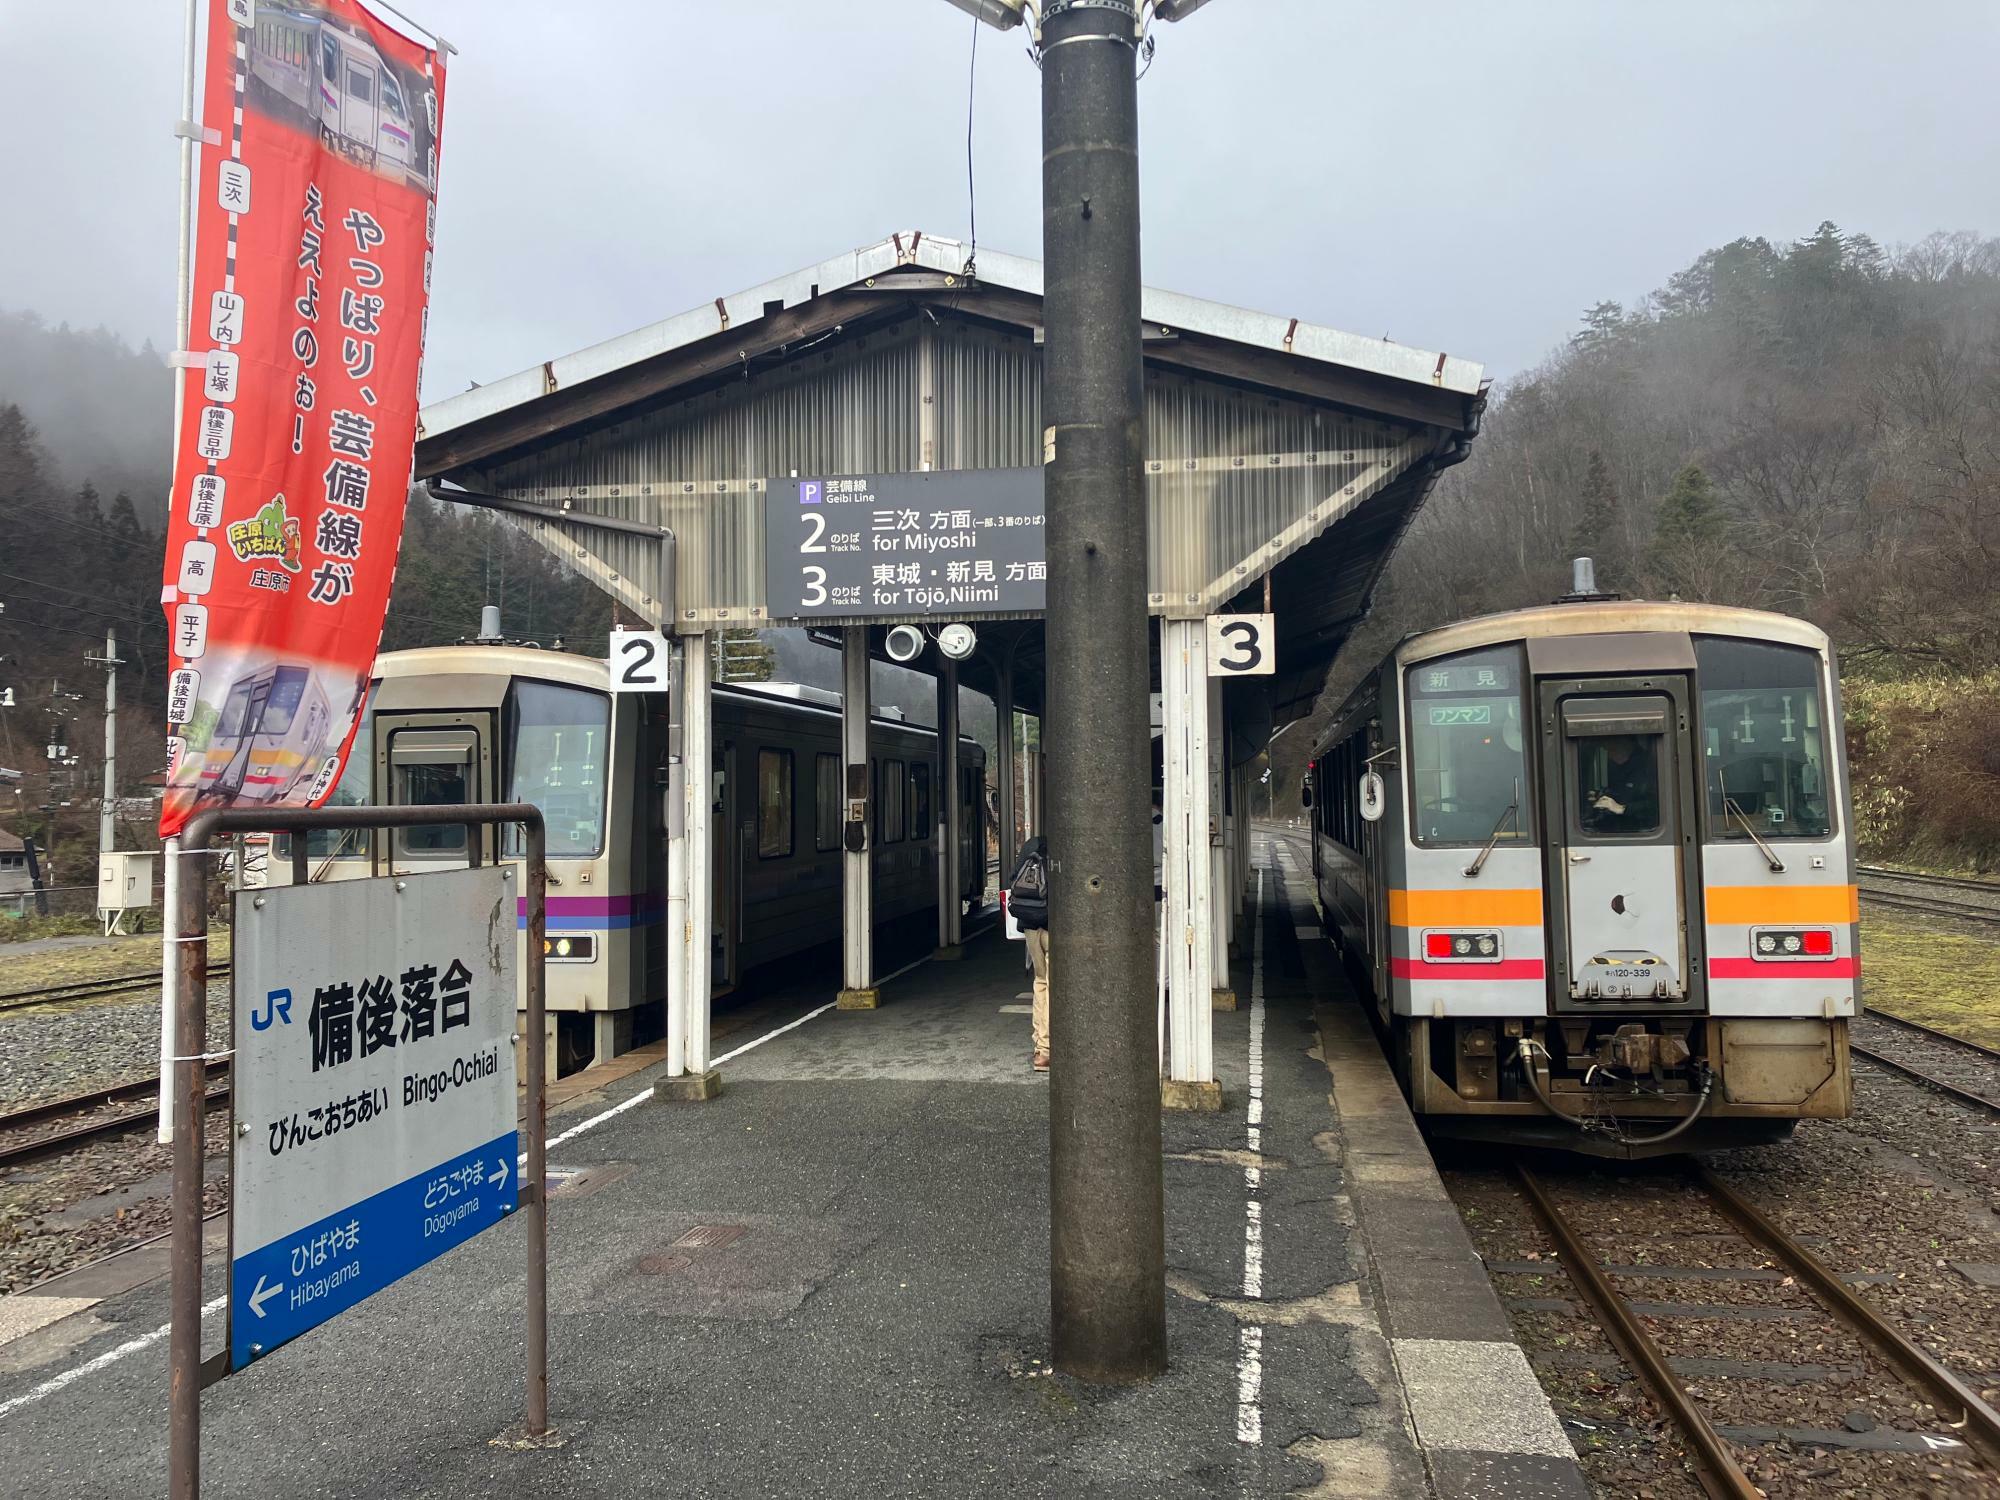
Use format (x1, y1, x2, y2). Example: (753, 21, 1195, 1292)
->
(1026, 927, 1050, 1053)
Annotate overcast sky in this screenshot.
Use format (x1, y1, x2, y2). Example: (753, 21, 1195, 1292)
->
(4, 0, 1996, 399)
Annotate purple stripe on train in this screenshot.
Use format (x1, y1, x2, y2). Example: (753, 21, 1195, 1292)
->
(516, 894, 664, 931)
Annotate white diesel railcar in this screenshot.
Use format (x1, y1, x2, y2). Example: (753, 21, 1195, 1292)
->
(1308, 595, 1855, 1156)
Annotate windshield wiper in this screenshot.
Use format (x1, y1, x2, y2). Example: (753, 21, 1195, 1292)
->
(1725, 796, 1786, 872)
(1463, 798, 1519, 879)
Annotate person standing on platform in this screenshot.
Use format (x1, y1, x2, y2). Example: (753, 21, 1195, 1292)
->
(1008, 834, 1052, 1071)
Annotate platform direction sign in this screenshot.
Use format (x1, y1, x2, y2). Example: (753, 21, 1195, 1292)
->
(764, 468, 1046, 621)
(229, 866, 518, 1369)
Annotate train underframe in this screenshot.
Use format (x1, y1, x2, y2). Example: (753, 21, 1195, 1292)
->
(1390, 1011, 1853, 1159)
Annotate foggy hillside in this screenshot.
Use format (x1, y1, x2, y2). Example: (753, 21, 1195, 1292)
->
(0, 308, 171, 511)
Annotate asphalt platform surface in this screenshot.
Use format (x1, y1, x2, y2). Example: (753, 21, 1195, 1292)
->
(0, 837, 1573, 1497)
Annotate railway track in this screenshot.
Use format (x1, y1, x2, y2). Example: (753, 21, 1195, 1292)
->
(1857, 866, 2000, 928)
(0, 965, 230, 1017)
(1851, 1007, 2000, 1118)
(0, 1066, 231, 1171)
(1511, 1160, 2000, 1496)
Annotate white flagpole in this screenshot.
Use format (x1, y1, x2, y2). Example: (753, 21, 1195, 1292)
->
(160, 0, 201, 1147)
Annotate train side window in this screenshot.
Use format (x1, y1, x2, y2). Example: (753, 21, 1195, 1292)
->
(814, 752, 842, 852)
(1407, 645, 1531, 847)
(879, 760, 907, 844)
(757, 749, 794, 859)
(910, 762, 931, 845)
(502, 681, 609, 859)
(1694, 637, 1833, 839)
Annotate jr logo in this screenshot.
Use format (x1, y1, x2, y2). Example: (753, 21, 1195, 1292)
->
(252, 988, 294, 1031)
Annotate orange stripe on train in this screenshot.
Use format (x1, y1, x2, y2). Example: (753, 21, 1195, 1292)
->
(1388, 888, 1543, 927)
(1703, 885, 1858, 925)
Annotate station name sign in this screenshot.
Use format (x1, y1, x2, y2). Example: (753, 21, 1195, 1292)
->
(764, 468, 1045, 621)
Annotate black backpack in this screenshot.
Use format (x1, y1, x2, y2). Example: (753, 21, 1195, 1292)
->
(1008, 836, 1049, 931)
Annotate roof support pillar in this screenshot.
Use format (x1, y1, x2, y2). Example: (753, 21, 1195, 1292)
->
(996, 659, 1017, 881)
(837, 627, 878, 1008)
(1161, 618, 1218, 1095)
(935, 660, 963, 958)
(659, 632, 719, 1100)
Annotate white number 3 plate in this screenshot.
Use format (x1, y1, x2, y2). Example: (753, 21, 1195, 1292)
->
(607, 629, 672, 693)
(1206, 614, 1274, 676)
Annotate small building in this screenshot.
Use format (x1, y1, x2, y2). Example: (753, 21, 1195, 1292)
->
(0, 829, 34, 917)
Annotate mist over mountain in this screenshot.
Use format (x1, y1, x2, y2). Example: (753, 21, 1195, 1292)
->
(0, 308, 171, 513)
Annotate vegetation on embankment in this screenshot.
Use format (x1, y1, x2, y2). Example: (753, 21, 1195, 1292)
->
(1845, 673, 2000, 872)
(1857, 908, 2000, 1049)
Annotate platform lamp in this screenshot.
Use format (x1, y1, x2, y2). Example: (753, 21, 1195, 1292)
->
(939, 0, 1223, 31)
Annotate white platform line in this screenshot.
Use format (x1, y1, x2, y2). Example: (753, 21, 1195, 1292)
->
(0, 1297, 223, 1424)
(3, 992, 858, 1426)
(1236, 866, 1267, 1447)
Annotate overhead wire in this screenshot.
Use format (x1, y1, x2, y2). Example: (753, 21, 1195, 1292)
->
(964, 6, 979, 277)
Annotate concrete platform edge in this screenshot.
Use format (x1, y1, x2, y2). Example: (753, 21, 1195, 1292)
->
(1311, 994, 1589, 1499)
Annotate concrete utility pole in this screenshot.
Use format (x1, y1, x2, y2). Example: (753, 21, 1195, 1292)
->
(1040, 0, 1167, 1382)
(94, 629, 120, 857)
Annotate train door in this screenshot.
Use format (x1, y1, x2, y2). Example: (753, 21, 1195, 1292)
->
(372, 711, 494, 874)
(1539, 680, 1703, 1010)
(340, 50, 377, 155)
(714, 737, 738, 988)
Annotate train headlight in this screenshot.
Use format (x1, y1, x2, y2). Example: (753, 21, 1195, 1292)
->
(1782, 934, 1802, 954)
(1757, 933, 1778, 954)
(1476, 935, 1497, 957)
(1453, 936, 1473, 956)
(541, 934, 597, 963)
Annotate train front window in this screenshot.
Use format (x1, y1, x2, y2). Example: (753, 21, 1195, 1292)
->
(503, 681, 609, 859)
(1695, 637, 1832, 839)
(261, 670, 307, 735)
(1407, 645, 1530, 847)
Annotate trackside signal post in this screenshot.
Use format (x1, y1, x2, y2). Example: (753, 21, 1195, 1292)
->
(170, 804, 552, 1500)
(1038, 1, 1167, 1382)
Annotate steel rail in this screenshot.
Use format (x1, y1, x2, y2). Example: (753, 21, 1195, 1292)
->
(1858, 887, 2000, 927)
(0, 1073, 231, 1170)
(1693, 1165, 2000, 1470)
(1512, 1163, 1759, 1500)
(1857, 864, 2000, 895)
(1862, 1006, 2000, 1064)
(1850, 1040, 2000, 1119)
(0, 965, 230, 1016)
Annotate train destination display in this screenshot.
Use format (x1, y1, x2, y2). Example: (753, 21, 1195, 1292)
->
(764, 469, 1045, 621)
(229, 867, 518, 1368)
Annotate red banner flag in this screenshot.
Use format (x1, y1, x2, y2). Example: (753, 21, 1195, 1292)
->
(159, 0, 446, 837)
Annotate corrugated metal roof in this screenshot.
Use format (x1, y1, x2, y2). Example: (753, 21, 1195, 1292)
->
(417, 230, 1484, 448)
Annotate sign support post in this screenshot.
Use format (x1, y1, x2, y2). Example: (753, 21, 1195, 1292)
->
(170, 802, 550, 1500)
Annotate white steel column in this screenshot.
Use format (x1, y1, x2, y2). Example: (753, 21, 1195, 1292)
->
(937, 661, 963, 956)
(996, 660, 1017, 880)
(838, 627, 877, 1006)
(1161, 618, 1218, 1105)
(1209, 678, 1232, 1001)
(682, 633, 713, 1074)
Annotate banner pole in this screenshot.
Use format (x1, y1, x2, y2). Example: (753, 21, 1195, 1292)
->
(160, 0, 201, 1150)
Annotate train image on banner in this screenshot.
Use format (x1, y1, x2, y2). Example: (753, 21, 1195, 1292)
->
(246, 3, 434, 187)
(194, 660, 338, 806)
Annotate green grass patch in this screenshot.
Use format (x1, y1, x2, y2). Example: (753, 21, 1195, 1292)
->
(1859, 908, 2000, 1049)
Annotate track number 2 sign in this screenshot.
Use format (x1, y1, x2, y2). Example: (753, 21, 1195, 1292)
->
(1207, 614, 1275, 676)
(607, 629, 673, 693)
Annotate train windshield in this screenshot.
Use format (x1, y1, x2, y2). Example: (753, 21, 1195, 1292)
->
(261, 669, 308, 735)
(503, 681, 609, 859)
(1406, 645, 1531, 847)
(1695, 637, 1832, 839)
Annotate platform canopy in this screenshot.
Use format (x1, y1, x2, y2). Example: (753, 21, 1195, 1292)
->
(413, 232, 1485, 727)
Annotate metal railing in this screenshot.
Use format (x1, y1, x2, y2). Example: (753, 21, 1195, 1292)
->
(169, 802, 550, 1500)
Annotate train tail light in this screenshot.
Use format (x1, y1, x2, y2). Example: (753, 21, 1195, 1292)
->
(1751, 927, 1835, 960)
(1423, 930, 1502, 962)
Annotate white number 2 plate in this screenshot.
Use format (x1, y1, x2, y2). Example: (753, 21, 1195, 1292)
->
(1206, 614, 1275, 676)
(607, 628, 672, 693)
